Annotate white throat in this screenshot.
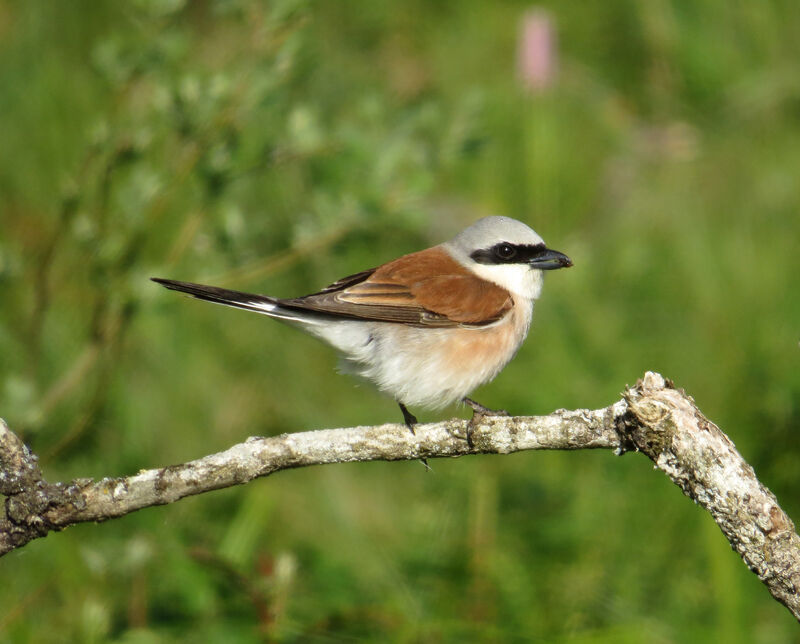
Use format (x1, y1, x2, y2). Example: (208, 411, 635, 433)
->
(468, 261, 543, 301)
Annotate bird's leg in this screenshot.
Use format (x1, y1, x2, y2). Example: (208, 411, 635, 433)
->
(462, 397, 509, 448)
(398, 402, 418, 434)
(398, 402, 430, 471)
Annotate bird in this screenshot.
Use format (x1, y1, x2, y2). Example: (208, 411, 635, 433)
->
(152, 216, 572, 445)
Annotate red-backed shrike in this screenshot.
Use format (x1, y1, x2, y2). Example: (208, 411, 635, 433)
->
(153, 216, 571, 440)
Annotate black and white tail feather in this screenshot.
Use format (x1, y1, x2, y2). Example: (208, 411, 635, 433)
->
(151, 278, 315, 325)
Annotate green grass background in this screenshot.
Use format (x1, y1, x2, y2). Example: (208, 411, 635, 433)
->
(2, 0, 800, 641)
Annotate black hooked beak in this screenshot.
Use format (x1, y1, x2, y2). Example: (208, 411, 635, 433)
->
(529, 247, 573, 270)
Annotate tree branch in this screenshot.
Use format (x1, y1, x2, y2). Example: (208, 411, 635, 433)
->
(2, 372, 799, 621)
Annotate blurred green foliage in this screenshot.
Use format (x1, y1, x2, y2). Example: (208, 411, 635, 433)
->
(1, 0, 800, 641)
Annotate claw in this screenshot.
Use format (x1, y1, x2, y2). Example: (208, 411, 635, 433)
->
(462, 398, 508, 447)
(398, 402, 429, 470)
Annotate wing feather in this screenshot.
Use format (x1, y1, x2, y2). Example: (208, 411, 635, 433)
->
(278, 247, 513, 327)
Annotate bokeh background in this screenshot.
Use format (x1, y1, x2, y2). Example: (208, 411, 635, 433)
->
(2, 1, 800, 641)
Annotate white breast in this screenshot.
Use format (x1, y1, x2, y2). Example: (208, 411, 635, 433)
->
(330, 298, 535, 409)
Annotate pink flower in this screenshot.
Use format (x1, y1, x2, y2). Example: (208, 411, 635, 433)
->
(518, 9, 557, 92)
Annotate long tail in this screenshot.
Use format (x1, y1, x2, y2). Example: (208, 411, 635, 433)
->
(151, 278, 303, 321)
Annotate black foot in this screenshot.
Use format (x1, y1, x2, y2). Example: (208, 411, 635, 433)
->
(399, 402, 418, 434)
(462, 398, 509, 448)
(398, 403, 430, 471)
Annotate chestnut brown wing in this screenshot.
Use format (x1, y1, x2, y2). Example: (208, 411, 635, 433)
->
(279, 247, 513, 327)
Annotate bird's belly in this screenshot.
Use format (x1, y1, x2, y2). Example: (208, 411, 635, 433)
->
(350, 304, 533, 409)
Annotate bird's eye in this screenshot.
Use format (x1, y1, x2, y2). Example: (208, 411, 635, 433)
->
(495, 243, 516, 260)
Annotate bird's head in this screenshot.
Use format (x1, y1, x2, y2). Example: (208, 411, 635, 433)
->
(445, 215, 572, 300)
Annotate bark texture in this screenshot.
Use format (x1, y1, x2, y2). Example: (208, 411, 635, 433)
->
(1, 372, 799, 620)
